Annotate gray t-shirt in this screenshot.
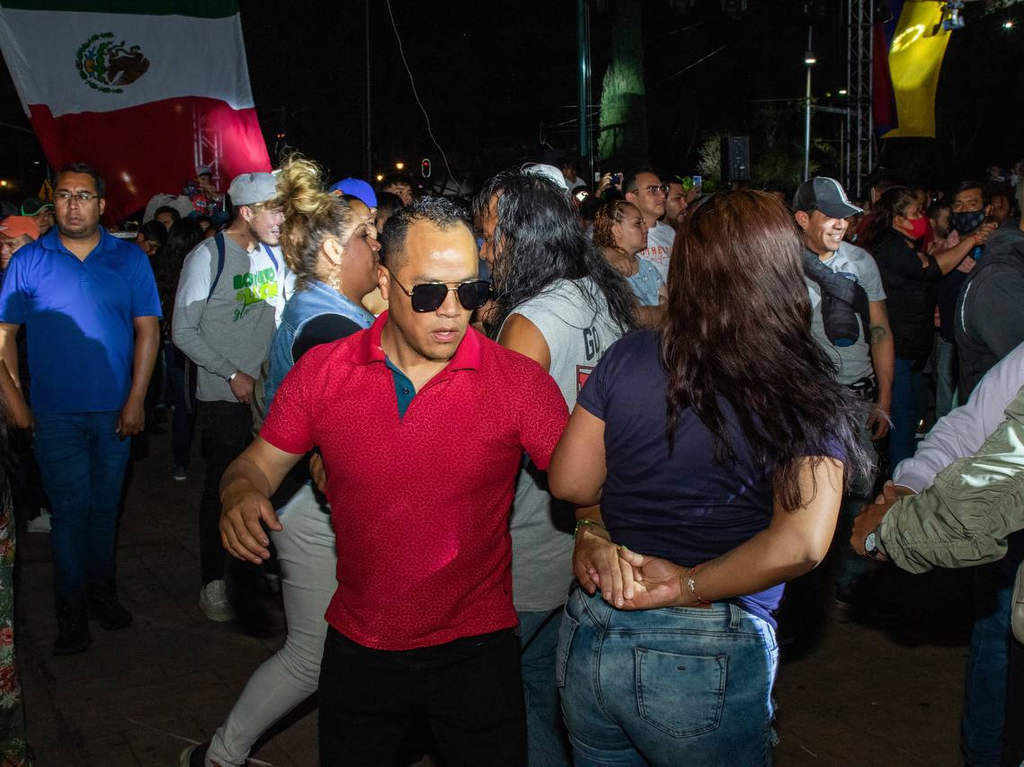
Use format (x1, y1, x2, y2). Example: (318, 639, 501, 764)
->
(171, 234, 287, 402)
(503, 277, 627, 611)
(805, 240, 886, 385)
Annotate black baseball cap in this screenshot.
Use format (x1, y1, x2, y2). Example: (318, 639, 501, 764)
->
(793, 177, 863, 218)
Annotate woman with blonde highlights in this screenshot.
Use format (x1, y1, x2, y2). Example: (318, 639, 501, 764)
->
(182, 156, 380, 767)
(592, 199, 666, 326)
(549, 191, 869, 765)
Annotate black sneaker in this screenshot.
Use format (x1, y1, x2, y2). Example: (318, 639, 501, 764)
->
(53, 599, 92, 656)
(87, 582, 133, 630)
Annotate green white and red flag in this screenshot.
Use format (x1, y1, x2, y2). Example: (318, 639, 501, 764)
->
(0, 1, 271, 222)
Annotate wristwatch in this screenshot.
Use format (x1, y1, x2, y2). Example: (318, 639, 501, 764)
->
(864, 527, 886, 561)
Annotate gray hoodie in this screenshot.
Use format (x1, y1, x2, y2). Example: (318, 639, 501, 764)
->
(171, 233, 288, 402)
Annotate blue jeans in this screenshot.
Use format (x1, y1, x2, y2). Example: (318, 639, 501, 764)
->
(961, 582, 1012, 767)
(558, 588, 778, 766)
(33, 411, 131, 602)
(889, 358, 929, 469)
(518, 608, 572, 767)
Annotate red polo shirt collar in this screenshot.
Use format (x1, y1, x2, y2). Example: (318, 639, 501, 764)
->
(355, 310, 483, 372)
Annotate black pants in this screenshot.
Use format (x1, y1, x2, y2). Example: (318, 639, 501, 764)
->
(318, 626, 527, 767)
(196, 401, 261, 605)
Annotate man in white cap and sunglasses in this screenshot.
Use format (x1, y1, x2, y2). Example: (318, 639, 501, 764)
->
(217, 197, 568, 766)
(172, 171, 288, 634)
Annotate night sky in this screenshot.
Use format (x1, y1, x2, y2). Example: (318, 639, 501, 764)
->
(2, 0, 1021, 206)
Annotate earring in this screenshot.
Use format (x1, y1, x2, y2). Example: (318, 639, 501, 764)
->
(328, 267, 342, 294)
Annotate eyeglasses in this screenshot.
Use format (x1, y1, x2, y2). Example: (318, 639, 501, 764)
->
(635, 184, 670, 196)
(385, 267, 491, 313)
(54, 191, 100, 204)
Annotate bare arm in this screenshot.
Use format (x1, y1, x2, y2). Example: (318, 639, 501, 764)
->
(930, 223, 994, 274)
(618, 457, 844, 609)
(0, 359, 31, 429)
(0, 323, 19, 386)
(549, 407, 646, 606)
(636, 304, 666, 328)
(548, 404, 607, 507)
(219, 437, 305, 563)
(117, 315, 160, 437)
(866, 299, 894, 439)
(496, 313, 551, 371)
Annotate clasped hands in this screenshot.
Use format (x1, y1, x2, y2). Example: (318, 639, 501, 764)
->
(850, 480, 915, 558)
(573, 527, 705, 610)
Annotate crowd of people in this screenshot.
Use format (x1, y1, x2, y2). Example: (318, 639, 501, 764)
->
(0, 152, 1023, 766)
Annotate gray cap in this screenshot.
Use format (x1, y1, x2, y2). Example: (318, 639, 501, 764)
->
(793, 177, 863, 218)
(521, 162, 569, 192)
(227, 172, 278, 206)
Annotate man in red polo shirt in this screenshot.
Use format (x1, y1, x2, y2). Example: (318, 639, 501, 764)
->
(218, 197, 568, 766)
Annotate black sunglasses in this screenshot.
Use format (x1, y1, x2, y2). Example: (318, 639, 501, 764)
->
(386, 267, 491, 313)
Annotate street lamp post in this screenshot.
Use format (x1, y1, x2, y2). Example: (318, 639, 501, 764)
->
(804, 26, 815, 182)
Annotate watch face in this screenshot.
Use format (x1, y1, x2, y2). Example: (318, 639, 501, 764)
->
(865, 531, 877, 553)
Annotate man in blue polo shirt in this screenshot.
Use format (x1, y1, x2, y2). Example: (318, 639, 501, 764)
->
(0, 162, 161, 655)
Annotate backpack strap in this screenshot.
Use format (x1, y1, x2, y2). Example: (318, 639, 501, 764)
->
(262, 242, 278, 272)
(207, 232, 227, 302)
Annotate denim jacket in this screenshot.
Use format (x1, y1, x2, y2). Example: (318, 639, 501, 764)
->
(265, 280, 374, 407)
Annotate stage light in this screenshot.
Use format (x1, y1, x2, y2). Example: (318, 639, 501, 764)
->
(804, 51, 817, 65)
(838, 88, 848, 95)
(395, 161, 405, 171)
(941, 1, 965, 31)
(1002, 19, 1014, 29)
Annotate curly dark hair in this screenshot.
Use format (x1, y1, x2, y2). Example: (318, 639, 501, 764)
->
(661, 190, 870, 510)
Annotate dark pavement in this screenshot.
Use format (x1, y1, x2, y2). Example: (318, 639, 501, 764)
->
(13, 426, 968, 766)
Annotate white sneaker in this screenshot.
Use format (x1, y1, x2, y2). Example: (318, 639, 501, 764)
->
(26, 509, 51, 534)
(1012, 561, 1024, 644)
(199, 580, 235, 622)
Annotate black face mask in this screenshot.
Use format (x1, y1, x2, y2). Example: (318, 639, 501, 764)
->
(952, 209, 986, 235)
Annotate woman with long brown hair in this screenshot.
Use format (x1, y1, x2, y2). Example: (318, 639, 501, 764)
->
(548, 191, 869, 765)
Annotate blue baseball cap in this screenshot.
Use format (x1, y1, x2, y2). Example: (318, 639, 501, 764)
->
(329, 178, 377, 208)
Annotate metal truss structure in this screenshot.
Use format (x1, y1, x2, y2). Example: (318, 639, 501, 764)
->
(192, 105, 222, 187)
(845, 0, 874, 200)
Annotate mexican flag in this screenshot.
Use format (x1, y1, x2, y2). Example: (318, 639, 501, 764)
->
(0, 1, 271, 223)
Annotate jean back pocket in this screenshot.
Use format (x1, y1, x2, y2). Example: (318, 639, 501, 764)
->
(635, 647, 727, 738)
